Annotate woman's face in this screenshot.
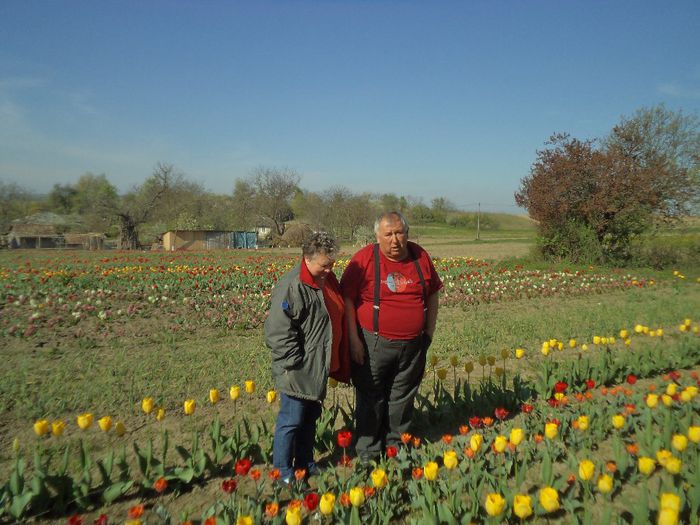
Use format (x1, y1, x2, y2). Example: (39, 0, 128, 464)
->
(305, 252, 335, 282)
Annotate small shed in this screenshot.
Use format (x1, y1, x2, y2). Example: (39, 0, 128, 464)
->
(162, 230, 257, 251)
(7, 224, 62, 249)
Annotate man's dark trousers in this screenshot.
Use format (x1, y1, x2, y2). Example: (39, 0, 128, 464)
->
(351, 328, 427, 460)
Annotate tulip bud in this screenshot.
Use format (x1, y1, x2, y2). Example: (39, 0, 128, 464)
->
(209, 389, 219, 405)
(266, 390, 277, 403)
(97, 416, 112, 433)
(183, 399, 196, 415)
(230, 385, 241, 401)
(244, 380, 255, 394)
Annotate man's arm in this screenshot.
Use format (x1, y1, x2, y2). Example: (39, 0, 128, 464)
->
(343, 296, 365, 365)
(424, 290, 439, 340)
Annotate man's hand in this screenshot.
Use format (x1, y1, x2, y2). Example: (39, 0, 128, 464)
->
(349, 338, 365, 365)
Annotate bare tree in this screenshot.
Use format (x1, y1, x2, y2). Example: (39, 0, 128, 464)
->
(115, 163, 178, 249)
(233, 167, 301, 237)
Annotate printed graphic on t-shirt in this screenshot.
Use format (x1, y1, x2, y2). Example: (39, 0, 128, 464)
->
(383, 272, 413, 293)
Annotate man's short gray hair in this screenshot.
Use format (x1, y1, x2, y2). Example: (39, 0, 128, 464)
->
(302, 231, 339, 258)
(374, 211, 409, 235)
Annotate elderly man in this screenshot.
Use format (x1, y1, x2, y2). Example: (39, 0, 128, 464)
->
(341, 211, 442, 463)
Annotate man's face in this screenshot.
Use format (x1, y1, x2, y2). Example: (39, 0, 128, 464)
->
(376, 216, 408, 261)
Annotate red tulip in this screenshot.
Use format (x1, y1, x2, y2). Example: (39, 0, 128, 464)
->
(304, 492, 320, 511)
(386, 445, 398, 458)
(494, 407, 509, 421)
(222, 478, 237, 494)
(337, 430, 352, 449)
(626, 374, 637, 385)
(585, 379, 595, 390)
(469, 416, 482, 428)
(235, 458, 252, 476)
(554, 381, 568, 393)
(521, 403, 534, 413)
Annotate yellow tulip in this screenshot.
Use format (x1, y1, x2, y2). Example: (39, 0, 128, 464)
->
(349, 486, 365, 506)
(245, 380, 255, 394)
(183, 399, 196, 415)
(597, 474, 613, 493)
(510, 428, 525, 446)
(319, 493, 335, 515)
(436, 368, 447, 381)
(487, 356, 496, 366)
(464, 362, 474, 373)
(680, 390, 692, 403)
(688, 426, 700, 443)
(285, 506, 301, 525)
(230, 385, 241, 401)
(541, 343, 550, 356)
(513, 494, 533, 520)
(450, 355, 460, 366)
(671, 434, 688, 452)
(424, 461, 439, 481)
(515, 348, 525, 359)
(33, 419, 50, 437)
(76, 413, 93, 430)
(578, 459, 595, 481)
(371, 468, 388, 488)
(576, 415, 589, 431)
(493, 435, 508, 453)
(429, 355, 439, 367)
(638, 456, 656, 475)
(484, 493, 506, 517)
(539, 486, 560, 513)
(115, 421, 126, 436)
(568, 338, 577, 348)
(209, 389, 220, 404)
(646, 394, 659, 408)
(443, 450, 459, 469)
(658, 508, 679, 525)
(581, 343, 589, 351)
(155, 407, 165, 421)
(619, 329, 628, 339)
(470, 433, 483, 453)
(611, 414, 625, 429)
(664, 457, 682, 474)
(593, 335, 601, 345)
(495, 367, 504, 377)
(658, 493, 681, 525)
(601, 337, 609, 345)
(545, 422, 558, 440)
(51, 420, 65, 437)
(634, 324, 643, 333)
(666, 384, 677, 396)
(660, 492, 681, 513)
(266, 390, 277, 403)
(236, 516, 253, 525)
(661, 394, 673, 407)
(141, 397, 154, 414)
(97, 416, 112, 433)
(656, 449, 673, 466)
(500, 348, 510, 359)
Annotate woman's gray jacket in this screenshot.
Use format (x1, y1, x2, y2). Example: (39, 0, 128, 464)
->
(264, 263, 336, 402)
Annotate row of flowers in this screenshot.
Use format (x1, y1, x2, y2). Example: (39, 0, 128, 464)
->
(2, 253, 683, 340)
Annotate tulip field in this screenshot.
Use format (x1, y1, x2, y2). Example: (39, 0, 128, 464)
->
(0, 247, 699, 524)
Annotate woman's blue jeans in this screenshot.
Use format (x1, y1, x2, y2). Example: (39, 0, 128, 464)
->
(273, 393, 322, 480)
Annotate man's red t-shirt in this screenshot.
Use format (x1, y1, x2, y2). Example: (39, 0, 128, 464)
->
(340, 241, 442, 340)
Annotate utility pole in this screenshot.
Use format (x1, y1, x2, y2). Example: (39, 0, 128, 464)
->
(476, 202, 481, 240)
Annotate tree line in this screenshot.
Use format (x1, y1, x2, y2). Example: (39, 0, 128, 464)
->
(0, 164, 471, 249)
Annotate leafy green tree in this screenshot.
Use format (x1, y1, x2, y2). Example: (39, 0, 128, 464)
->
(47, 183, 77, 214)
(0, 181, 37, 234)
(72, 173, 118, 232)
(516, 105, 700, 263)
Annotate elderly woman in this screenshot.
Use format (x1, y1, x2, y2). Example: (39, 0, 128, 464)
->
(264, 231, 349, 484)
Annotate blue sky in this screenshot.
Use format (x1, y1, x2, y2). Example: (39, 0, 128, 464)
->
(1, 1, 699, 213)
